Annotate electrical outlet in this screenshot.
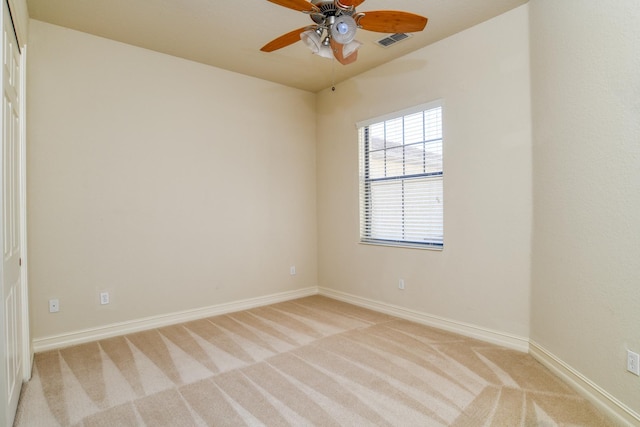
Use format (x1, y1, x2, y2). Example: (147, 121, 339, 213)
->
(398, 279, 405, 290)
(49, 299, 59, 313)
(290, 266, 296, 276)
(628, 350, 640, 376)
(100, 292, 110, 305)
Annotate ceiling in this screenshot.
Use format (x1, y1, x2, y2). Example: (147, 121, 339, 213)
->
(26, 0, 528, 93)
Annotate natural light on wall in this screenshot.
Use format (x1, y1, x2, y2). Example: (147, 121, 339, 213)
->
(358, 102, 443, 249)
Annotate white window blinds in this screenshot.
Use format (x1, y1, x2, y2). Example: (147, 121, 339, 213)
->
(358, 103, 443, 249)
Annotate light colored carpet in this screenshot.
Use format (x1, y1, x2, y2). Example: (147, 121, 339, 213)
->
(14, 296, 614, 426)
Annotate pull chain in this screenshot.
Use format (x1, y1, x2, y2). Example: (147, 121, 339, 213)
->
(331, 55, 336, 91)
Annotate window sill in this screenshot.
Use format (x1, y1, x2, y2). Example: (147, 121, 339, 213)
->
(359, 240, 443, 251)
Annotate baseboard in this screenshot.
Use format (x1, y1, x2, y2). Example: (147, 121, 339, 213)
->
(529, 340, 640, 427)
(318, 287, 529, 352)
(30, 285, 639, 425)
(32, 286, 319, 353)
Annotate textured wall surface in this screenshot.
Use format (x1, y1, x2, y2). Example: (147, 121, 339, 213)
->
(530, 0, 640, 417)
(25, 1, 640, 421)
(316, 6, 532, 339)
(27, 20, 318, 339)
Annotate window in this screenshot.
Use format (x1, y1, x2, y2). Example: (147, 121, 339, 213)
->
(358, 102, 443, 249)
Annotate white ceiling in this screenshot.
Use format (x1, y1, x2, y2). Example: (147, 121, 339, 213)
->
(26, 0, 528, 93)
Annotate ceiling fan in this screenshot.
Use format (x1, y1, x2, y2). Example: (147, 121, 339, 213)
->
(260, 0, 428, 65)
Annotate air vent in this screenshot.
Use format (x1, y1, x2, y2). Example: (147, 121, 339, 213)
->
(376, 33, 411, 48)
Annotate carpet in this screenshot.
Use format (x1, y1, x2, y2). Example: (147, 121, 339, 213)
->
(14, 295, 614, 426)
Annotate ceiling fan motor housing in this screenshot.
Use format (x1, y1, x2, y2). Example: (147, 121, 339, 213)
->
(310, 0, 354, 24)
(308, 0, 358, 47)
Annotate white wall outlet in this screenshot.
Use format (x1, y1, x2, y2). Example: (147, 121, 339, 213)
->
(398, 279, 405, 290)
(100, 291, 110, 305)
(290, 266, 296, 276)
(627, 350, 640, 376)
(49, 299, 59, 313)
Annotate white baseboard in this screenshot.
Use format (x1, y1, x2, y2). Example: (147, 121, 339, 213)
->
(318, 287, 529, 352)
(32, 287, 319, 353)
(31, 285, 638, 426)
(529, 341, 639, 427)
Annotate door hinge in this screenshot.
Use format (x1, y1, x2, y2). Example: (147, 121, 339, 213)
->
(19, 257, 21, 266)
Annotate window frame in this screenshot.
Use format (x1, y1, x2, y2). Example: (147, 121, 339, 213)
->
(357, 100, 444, 250)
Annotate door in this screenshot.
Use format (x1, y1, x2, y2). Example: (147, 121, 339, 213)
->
(1, 0, 23, 424)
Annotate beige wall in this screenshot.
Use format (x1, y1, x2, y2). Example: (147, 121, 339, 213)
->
(27, 20, 317, 340)
(23, 1, 640, 420)
(530, 0, 640, 417)
(317, 6, 532, 339)
(7, 0, 28, 45)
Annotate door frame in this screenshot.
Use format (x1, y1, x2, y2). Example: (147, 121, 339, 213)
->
(5, 0, 29, 380)
(18, 40, 28, 380)
(1, 1, 28, 423)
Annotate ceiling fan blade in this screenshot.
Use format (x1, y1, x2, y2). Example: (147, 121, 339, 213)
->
(330, 39, 358, 65)
(266, 0, 318, 13)
(338, 0, 366, 7)
(261, 26, 311, 52)
(358, 10, 428, 33)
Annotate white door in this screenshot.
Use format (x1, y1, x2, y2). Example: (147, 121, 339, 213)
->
(1, 0, 23, 424)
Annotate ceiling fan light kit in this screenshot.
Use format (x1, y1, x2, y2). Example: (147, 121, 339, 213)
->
(300, 29, 322, 53)
(330, 15, 357, 44)
(261, 0, 428, 65)
(342, 39, 362, 58)
(317, 45, 334, 59)
(301, 29, 336, 58)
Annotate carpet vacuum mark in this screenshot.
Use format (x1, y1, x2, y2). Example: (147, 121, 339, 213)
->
(15, 296, 614, 426)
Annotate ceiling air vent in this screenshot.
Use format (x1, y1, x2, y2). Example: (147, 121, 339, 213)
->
(376, 33, 411, 48)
